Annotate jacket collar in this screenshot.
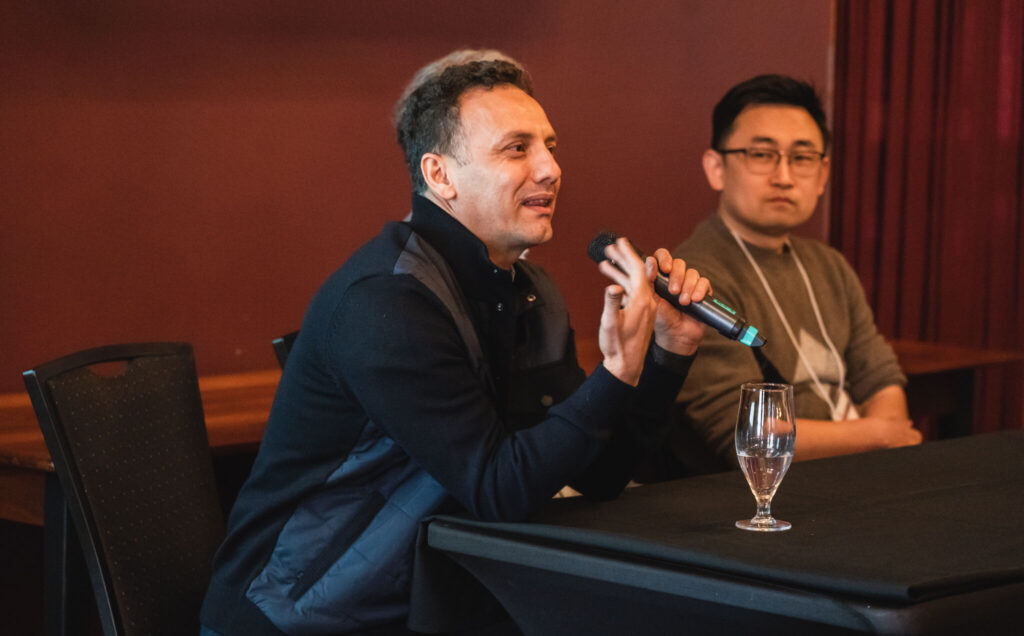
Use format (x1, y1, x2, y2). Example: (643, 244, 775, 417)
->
(407, 195, 518, 300)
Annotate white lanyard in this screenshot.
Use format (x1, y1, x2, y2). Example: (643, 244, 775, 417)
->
(728, 229, 852, 421)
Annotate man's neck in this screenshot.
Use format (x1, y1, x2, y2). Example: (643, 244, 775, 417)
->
(717, 210, 789, 253)
(419, 190, 519, 270)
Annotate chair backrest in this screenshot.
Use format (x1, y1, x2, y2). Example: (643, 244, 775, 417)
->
(23, 342, 225, 636)
(271, 330, 299, 369)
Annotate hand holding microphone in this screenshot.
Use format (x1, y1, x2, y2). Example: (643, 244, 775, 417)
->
(589, 231, 766, 348)
(590, 236, 664, 385)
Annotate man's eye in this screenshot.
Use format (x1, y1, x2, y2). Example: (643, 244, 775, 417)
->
(748, 149, 776, 161)
(792, 153, 817, 165)
(508, 143, 525, 153)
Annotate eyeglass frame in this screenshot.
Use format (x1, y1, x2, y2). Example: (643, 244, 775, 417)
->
(715, 146, 828, 177)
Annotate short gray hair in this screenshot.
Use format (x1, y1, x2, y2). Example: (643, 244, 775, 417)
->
(392, 49, 523, 126)
(394, 51, 532, 194)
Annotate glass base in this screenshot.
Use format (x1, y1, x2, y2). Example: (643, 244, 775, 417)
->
(736, 517, 791, 532)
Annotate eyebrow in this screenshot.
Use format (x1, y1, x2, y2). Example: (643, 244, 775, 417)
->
(496, 131, 558, 146)
(749, 135, 819, 149)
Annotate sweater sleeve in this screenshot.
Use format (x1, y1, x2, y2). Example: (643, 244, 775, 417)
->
(325, 273, 636, 522)
(830, 251, 907, 404)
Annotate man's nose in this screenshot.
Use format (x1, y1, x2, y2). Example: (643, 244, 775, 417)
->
(770, 155, 795, 186)
(533, 147, 561, 184)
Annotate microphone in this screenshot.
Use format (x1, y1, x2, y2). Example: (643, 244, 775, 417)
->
(588, 231, 766, 347)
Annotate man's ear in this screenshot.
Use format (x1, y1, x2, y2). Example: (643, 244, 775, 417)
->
(816, 156, 831, 196)
(702, 148, 725, 192)
(421, 153, 456, 200)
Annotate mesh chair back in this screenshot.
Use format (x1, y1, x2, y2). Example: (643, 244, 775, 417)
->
(271, 330, 299, 369)
(23, 343, 225, 636)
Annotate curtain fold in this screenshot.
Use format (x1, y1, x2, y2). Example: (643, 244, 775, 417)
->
(832, 0, 1024, 432)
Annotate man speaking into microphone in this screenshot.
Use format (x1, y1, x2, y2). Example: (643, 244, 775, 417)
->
(201, 50, 709, 636)
(651, 74, 921, 480)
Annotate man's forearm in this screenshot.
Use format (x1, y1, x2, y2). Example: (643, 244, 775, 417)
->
(793, 385, 916, 461)
(793, 418, 876, 461)
(859, 384, 909, 419)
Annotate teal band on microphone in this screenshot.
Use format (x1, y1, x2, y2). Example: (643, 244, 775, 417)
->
(739, 326, 759, 347)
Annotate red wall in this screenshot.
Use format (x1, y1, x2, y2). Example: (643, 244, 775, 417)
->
(0, 1, 832, 391)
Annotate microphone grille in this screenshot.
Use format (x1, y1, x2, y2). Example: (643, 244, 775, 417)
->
(588, 231, 618, 263)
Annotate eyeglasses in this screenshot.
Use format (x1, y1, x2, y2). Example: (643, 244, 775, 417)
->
(716, 147, 826, 177)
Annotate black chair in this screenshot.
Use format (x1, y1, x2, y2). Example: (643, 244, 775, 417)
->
(271, 330, 299, 369)
(23, 342, 225, 636)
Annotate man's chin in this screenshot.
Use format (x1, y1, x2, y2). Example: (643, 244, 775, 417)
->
(760, 207, 815, 231)
(744, 216, 805, 237)
(535, 224, 554, 245)
(515, 227, 553, 258)
(528, 216, 554, 241)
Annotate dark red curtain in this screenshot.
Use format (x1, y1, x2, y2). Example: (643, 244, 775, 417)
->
(832, 0, 1024, 432)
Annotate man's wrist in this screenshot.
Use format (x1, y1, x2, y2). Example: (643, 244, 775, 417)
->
(652, 333, 699, 358)
(649, 340, 697, 375)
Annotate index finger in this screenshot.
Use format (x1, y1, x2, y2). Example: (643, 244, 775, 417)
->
(604, 238, 647, 277)
(651, 247, 675, 275)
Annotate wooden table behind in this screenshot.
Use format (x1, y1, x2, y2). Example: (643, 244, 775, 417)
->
(3, 338, 1023, 526)
(576, 337, 1024, 437)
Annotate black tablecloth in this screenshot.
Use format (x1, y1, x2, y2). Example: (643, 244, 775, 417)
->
(411, 431, 1024, 632)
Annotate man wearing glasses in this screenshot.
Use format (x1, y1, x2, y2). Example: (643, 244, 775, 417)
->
(652, 74, 921, 478)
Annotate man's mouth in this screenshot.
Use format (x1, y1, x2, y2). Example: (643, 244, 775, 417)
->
(522, 195, 556, 210)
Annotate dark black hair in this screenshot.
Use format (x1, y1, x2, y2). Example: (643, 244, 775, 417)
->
(711, 74, 830, 153)
(395, 60, 533, 194)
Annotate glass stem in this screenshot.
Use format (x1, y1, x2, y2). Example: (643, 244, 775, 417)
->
(756, 500, 772, 519)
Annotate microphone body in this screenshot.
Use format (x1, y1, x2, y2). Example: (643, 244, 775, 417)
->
(588, 231, 766, 347)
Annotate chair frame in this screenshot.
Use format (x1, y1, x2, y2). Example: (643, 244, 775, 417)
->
(23, 342, 203, 636)
(271, 330, 299, 369)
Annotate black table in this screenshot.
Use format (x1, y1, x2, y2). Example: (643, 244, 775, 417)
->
(410, 431, 1024, 635)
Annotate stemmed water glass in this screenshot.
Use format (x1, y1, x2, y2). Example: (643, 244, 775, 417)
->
(735, 382, 796, 532)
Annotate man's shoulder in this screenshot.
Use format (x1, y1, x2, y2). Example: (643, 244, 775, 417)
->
(298, 226, 464, 371)
(672, 216, 738, 284)
(789, 234, 858, 274)
(789, 233, 834, 254)
(673, 216, 730, 258)
(316, 221, 444, 294)
(303, 222, 448, 324)
(339, 221, 417, 275)
(786, 235, 872, 310)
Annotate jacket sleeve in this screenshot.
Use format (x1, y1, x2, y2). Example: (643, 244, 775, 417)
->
(569, 343, 695, 496)
(324, 273, 636, 522)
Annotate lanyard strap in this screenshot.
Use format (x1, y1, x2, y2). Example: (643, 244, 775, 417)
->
(728, 229, 851, 420)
